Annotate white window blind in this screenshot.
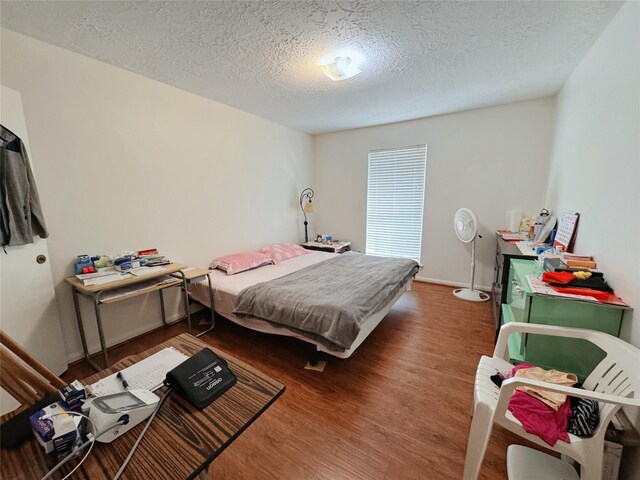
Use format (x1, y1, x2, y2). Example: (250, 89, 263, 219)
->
(366, 144, 426, 263)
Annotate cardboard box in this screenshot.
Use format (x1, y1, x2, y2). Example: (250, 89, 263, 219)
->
(602, 440, 623, 480)
(59, 380, 86, 412)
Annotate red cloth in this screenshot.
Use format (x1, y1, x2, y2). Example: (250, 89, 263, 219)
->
(551, 286, 609, 301)
(508, 391, 571, 446)
(541, 271, 576, 285)
(508, 364, 572, 446)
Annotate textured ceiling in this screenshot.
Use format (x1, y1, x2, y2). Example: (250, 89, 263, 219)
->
(0, 1, 623, 134)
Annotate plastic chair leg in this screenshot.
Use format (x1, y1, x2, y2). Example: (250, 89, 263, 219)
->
(463, 402, 495, 480)
(578, 453, 603, 480)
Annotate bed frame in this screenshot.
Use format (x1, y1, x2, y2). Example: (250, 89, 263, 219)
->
(190, 277, 413, 359)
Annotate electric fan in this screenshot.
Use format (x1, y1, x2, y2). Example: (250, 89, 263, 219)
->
(453, 208, 490, 302)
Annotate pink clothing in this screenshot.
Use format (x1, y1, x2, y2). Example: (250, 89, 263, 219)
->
(508, 364, 572, 446)
(508, 390, 571, 446)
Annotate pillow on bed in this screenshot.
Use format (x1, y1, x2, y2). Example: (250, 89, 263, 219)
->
(210, 252, 274, 275)
(258, 243, 310, 264)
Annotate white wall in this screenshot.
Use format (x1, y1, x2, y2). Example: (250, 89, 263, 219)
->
(314, 98, 555, 289)
(544, 3, 640, 477)
(545, 0, 639, 347)
(0, 29, 314, 362)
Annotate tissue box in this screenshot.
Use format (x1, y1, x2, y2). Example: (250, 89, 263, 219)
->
(29, 402, 81, 460)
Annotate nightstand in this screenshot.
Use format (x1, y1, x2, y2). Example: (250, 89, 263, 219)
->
(302, 241, 351, 254)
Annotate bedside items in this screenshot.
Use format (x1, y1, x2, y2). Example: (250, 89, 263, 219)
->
(302, 240, 351, 254)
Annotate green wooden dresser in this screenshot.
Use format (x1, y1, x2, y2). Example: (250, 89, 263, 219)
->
(502, 259, 630, 381)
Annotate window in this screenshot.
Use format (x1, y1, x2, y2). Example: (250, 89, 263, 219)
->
(366, 144, 426, 263)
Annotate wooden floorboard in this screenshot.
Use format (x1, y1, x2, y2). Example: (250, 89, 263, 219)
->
(63, 281, 532, 479)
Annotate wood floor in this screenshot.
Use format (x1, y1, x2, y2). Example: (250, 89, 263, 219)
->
(64, 281, 530, 479)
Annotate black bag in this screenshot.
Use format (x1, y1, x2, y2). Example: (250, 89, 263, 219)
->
(164, 348, 237, 409)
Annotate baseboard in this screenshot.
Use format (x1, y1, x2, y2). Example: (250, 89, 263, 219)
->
(414, 275, 491, 293)
(66, 311, 185, 364)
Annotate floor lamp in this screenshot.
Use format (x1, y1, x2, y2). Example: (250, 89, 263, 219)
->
(299, 188, 315, 243)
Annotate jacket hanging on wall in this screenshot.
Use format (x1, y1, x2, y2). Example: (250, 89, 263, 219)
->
(0, 124, 49, 247)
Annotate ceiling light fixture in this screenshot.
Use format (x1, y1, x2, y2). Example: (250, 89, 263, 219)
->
(317, 56, 361, 81)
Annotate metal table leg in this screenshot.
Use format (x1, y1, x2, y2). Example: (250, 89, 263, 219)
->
(196, 273, 215, 338)
(159, 288, 167, 325)
(174, 270, 191, 334)
(93, 291, 109, 369)
(72, 288, 103, 372)
(158, 276, 191, 330)
(183, 279, 192, 334)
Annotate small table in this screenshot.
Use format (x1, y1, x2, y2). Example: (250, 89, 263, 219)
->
(66, 264, 192, 371)
(302, 240, 351, 254)
(0, 334, 285, 480)
(178, 267, 215, 337)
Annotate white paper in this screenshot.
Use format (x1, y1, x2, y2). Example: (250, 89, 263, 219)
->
(129, 266, 168, 276)
(83, 273, 128, 286)
(90, 347, 189, 397)
(98, 276, 181, 302)
(526, 275, 597, 302)
(554, 210, 579, 249)
(515, 241, 538, 256)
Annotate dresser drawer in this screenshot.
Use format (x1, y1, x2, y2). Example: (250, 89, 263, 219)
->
(505, 258, 627, 381)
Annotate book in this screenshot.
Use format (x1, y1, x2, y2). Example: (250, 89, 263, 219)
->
(566, 259, 597, 269)
(562, 253, 594, 262)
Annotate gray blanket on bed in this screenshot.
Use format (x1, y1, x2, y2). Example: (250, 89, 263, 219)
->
(233, 252, 419, 351)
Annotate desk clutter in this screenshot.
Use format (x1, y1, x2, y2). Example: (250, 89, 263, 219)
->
(303, 238, 351, 254)
(74, 248, 172, 286)
(499, 208, 579, 249)
(65, 256, 208, 371)
(1, 334, 284, 479)
(525, 251, 629, 307)
(498, 207, 628, 307)
(21, 346, 237, 477)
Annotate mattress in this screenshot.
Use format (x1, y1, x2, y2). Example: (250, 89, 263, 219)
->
(189, 251, 336, 317)
(188, 250, 412, 357)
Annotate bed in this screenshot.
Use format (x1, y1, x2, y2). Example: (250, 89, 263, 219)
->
(188, 250, 419, 358)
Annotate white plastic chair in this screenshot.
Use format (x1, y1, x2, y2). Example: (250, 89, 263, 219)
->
(463, 322, 640, 480)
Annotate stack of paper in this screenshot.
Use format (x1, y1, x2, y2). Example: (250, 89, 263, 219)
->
(89, 347, 189, 396)
(98, 276, 181, 302)
(129, 266, 168, 276)
(83, 273, 128, 286)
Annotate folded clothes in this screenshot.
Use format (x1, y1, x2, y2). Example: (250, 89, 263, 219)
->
(543, 270, 613, 292)
(508, 364, 576, 446)
(551, 286, 609, 301)
(542, 271, 576, 285)
(566, 276, 613, 292)
(512, 364, 577, 410)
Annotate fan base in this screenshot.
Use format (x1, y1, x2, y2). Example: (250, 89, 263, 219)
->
(453, 288, 490, 302)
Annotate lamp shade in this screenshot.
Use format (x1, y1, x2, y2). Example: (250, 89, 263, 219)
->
(303, 200, 315, 214)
